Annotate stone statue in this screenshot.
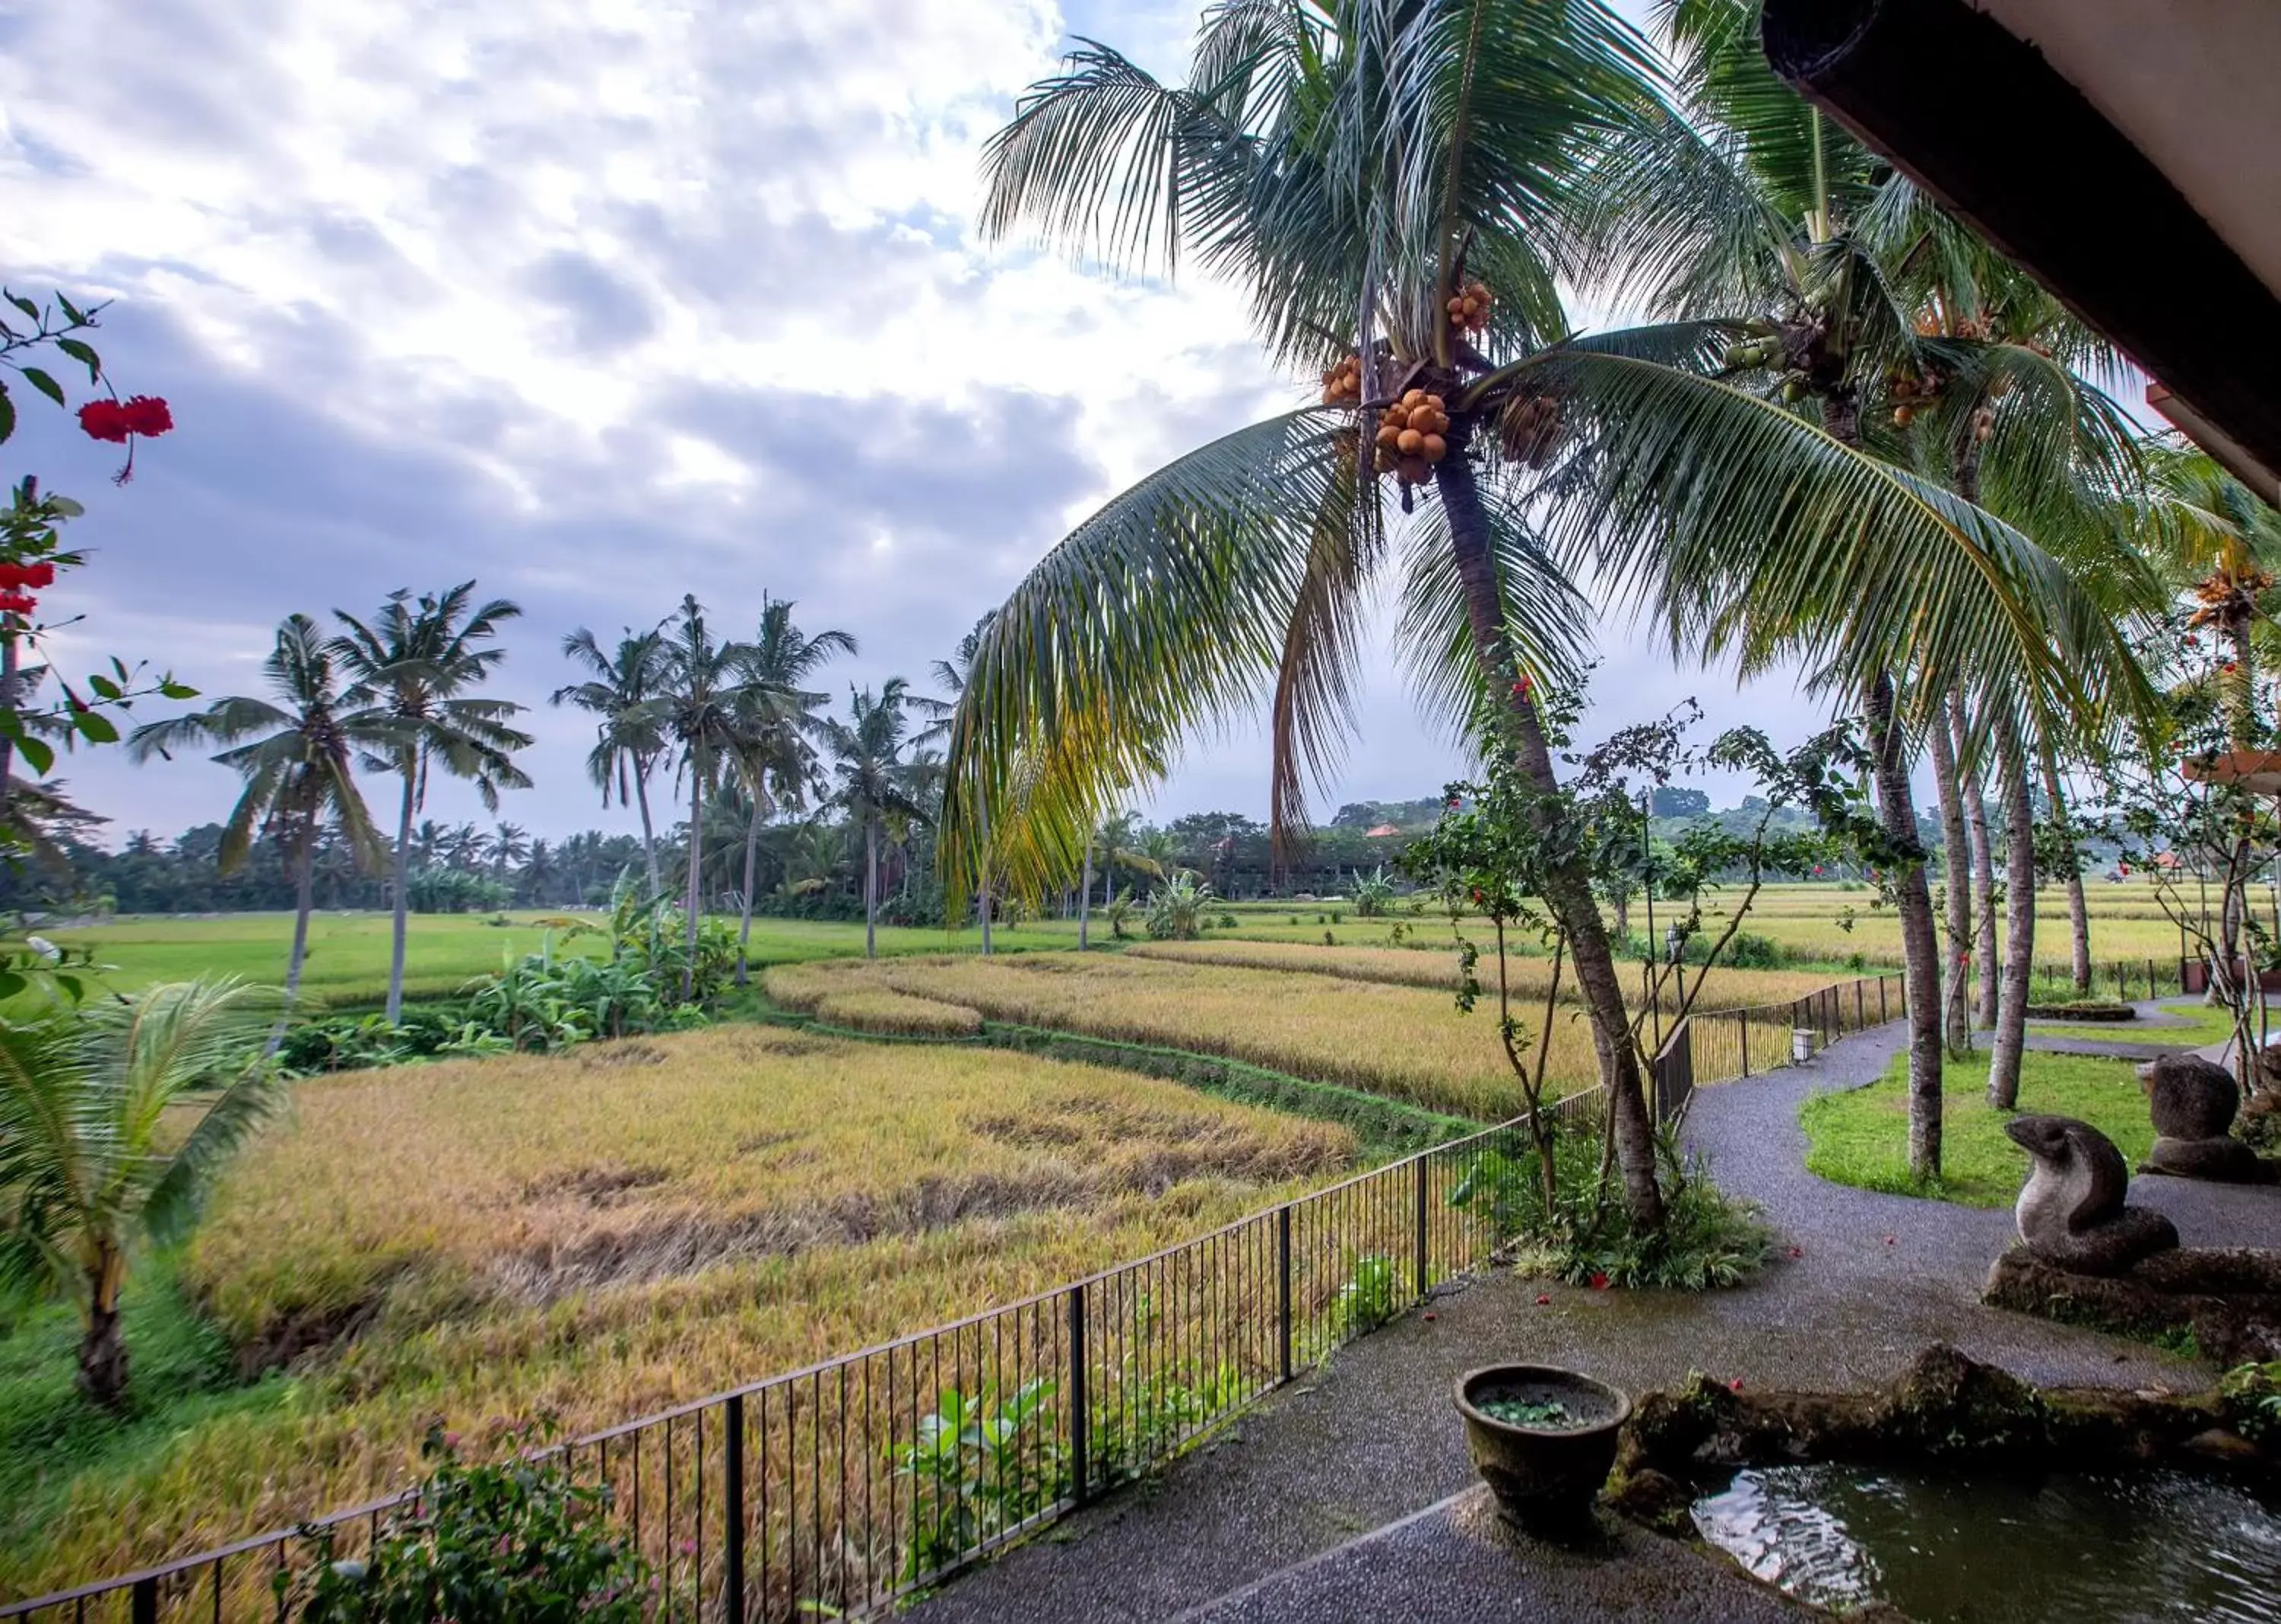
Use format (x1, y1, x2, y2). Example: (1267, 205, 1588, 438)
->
(2006, 1114, 2178, 1275)
(2137, 1055, 2277, 1183)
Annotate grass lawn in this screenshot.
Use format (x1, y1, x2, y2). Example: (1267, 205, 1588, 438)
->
(1800, 1049, 2153, 1207)
(41, 911, 1083, 1010)
(0, 1023, 1352, 1600)
(2026, 1001, 2244, 1048)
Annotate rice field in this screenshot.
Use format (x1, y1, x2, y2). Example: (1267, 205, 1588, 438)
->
(0, 1025, 1351, 1600)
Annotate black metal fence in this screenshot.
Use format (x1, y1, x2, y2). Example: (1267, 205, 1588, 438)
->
(2, 1092, 1610, 1624)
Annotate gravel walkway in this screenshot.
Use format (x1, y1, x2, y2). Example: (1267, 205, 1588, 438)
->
(906, 1019, 2281, 1624)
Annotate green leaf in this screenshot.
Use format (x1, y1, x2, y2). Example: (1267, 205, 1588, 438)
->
(53, 973, 82, 1003)
(49, 496, 81, 518)
(0, 385, 15, 446)
(161, 680, 201, 699)
(19, 366, 64, 408)
(55, 338, 100, 380)
(0, 970, 24, 1001)
(15, 735, 52, 775)
(56, 293, 85, 325)
(89, 673, 122, 699)
(6, 292, 37, 322)
(75, 711, 119, 744)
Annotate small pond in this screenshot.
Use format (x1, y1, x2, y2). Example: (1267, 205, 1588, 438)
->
(1693, 1463, 2281, 1622)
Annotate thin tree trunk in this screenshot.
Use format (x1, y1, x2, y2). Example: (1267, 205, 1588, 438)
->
(978, 798, 994, 956)
(1956, 708, 2000, 1027)
(1079, 839, 1093, 950)
(1929, 699, 1973, 1056)
(633, 759, 663, 899)
(0, 624, 20, 825)
(2038, 738, 2092, 995)
(387, 765, 416, 1026)
(285, 834, 316, 1003)
(864, 818, 878, 959)
(1867, 671, 1943, 1183)
(1986, 706, 2038, 1108)
(683, 765, 702, 1001)
(736, 801, 761, 988)
(1437, 434, 1663, 1229)
(77, 1246, 128, 1408)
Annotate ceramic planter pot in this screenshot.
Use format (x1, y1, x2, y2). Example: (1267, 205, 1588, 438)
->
(1454, 1363, 1629, 1523)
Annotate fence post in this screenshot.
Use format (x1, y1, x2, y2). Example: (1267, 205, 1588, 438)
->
(1067, 1284, 1090, 1503)
(2147, 957, 2156, 1001)
(1413, 1156, 1430, 1299)
(1740, 1012, 1750, 1077)
(131, 1578, 156, 1624)
(1879, 975, 1888, 1023)
(1855, 979, 1864, 1031)
(723, 1393, 747, 1624)
(1277, 1205, 1294, 1383)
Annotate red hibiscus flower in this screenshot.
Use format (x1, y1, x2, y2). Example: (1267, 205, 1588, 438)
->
(1727, 1378, 1745, 1393)
(0, 589, 37, 615)
(78, 400, 133, 443)
(1588, 1271, 1610, 1290)
(120, 395, 173, 436)
(1534, 1293, 1551, 1305)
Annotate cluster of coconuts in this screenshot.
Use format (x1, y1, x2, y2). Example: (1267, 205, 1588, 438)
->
(1499, 393, 1564, 468)
(1374, 389, 1451, 484)
(1320, 354, 1363, 406)
(1723, 335, 1818, 403)
(1446, 280, 1493, 333)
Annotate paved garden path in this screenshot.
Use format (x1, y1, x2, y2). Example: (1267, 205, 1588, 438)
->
(909, 1017, 2281, 1624)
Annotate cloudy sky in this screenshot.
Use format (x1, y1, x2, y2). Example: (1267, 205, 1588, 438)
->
(0, 0, 1809, 847)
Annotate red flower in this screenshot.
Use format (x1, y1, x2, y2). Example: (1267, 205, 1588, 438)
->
(1423, 1311, 1437, 1322)
(1727, 1378, 1744, 1393)
(1534, 1293, 1551, 1305)
(75, 395, 172, 443)
(0, 561, 53, 591)
(0, 590, 37, 614)
(1786, 1245, 1804, 1258)
(1588, 1271, 1610, 1290)
(1883, 1235, 1896, 1245)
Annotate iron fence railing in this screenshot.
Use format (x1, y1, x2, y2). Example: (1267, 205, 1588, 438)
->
(13, 958, 2038, 1623)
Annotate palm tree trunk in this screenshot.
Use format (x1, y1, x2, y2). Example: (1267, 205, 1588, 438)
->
(737, 802, 761, 988)
(1956, 709, 1999, 1027)
(864, 818, 879, 959)
(1928, 699, 1974, 1057)
(1079, 839, 1093, 950)
(1986, 706, 2038, 1107)
(77, 1245, 128, 1408)
(0, 623, 20, 825)
(683, 766, 702, 1002)
(386, 763, 417, 1026)
(978, 798, 995, 956)
(633, 759, 664, 899)
(2038, 739, 2092, 995)
(285, 833, 316, 1004)
(1866, 671, 1943, 1183)
(1437, 436, 1663, 1229)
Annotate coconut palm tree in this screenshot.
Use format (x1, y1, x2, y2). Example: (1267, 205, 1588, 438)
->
(332, 583, 532, 1024)
(655, 596, 760, 998)
(0, 979, 286, 1407)
(947, 0, 2140, 1223)
(731, 598, 855, 985)
(822, 679, 930, 959)
(554, 627, 672, 898)
(130, 615, 397, 1004)
(487, 821, 530, 879)
(931, 613, 1000, 953)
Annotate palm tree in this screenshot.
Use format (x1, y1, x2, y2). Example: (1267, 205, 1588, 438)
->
(554, 627, 671, 898)
(130, 616, 396, 1003)
(947, 0, 2137, 1223)
(0, 979, 285, 1406)
(655, 596, 760, 998)
(521, 836, 558, 906)
(332, 583, 532, 1024)
(821, 679, 930, 959)
(488, 820, 530, 878)
(732, 597, 855, 984)
(931, 614, 999, 953)
(1569, 0, 2153, 1163)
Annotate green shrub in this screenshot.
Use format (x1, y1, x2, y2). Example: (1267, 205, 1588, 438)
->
(890, 1380, 1064, 1581)
(1144, 876, 1214, 941)
(281, 1423, 647, 1623)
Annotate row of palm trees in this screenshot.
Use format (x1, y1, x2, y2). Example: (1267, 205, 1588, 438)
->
(128, 588, 949, 1020)
(937, 0, 2275, 1227)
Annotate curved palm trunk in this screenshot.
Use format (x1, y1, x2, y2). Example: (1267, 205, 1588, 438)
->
(2038, 739, 2092, 995)
(864, 817, 879, 959)
(285, 833, 317, 1004)
(1928, 700, 1974, 1058)
(386, 764, 417, 1026)
(77, 1242, 128, 1408)
(1864, 673, 1943, 1182)
(1955, 709, 1999, 1027)
(1985, 707, 2038, 1108)
(1436, 440, 1663, 1229)
(737, 801, 761, 988)
(633, 759, 664, 899)
(683, 766, 702, 1002)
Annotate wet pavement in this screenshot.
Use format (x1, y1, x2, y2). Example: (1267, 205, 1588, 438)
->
(906, 1017, 2281, 1624)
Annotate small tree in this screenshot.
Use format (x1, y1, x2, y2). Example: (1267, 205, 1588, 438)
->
(0, 979, 284, 1406)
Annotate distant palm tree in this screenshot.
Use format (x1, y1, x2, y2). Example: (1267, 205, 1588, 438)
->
(656, 596, 760, 998)
(332, 583, 532, 1023)
(554, 627, 671, 898)
(821, 679, 931, 959)
(411, 818, 445, 869)
(442, 820, 484, 874)
(521, 836, 558, 906)
(732, 597, 855, 984)
(488, 820, 530, 878)
(0, 979, 286, 1407)
(130, 616, 397, 1004)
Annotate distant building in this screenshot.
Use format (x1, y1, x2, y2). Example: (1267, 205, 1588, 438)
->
(1366, 823, 1400, 838)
